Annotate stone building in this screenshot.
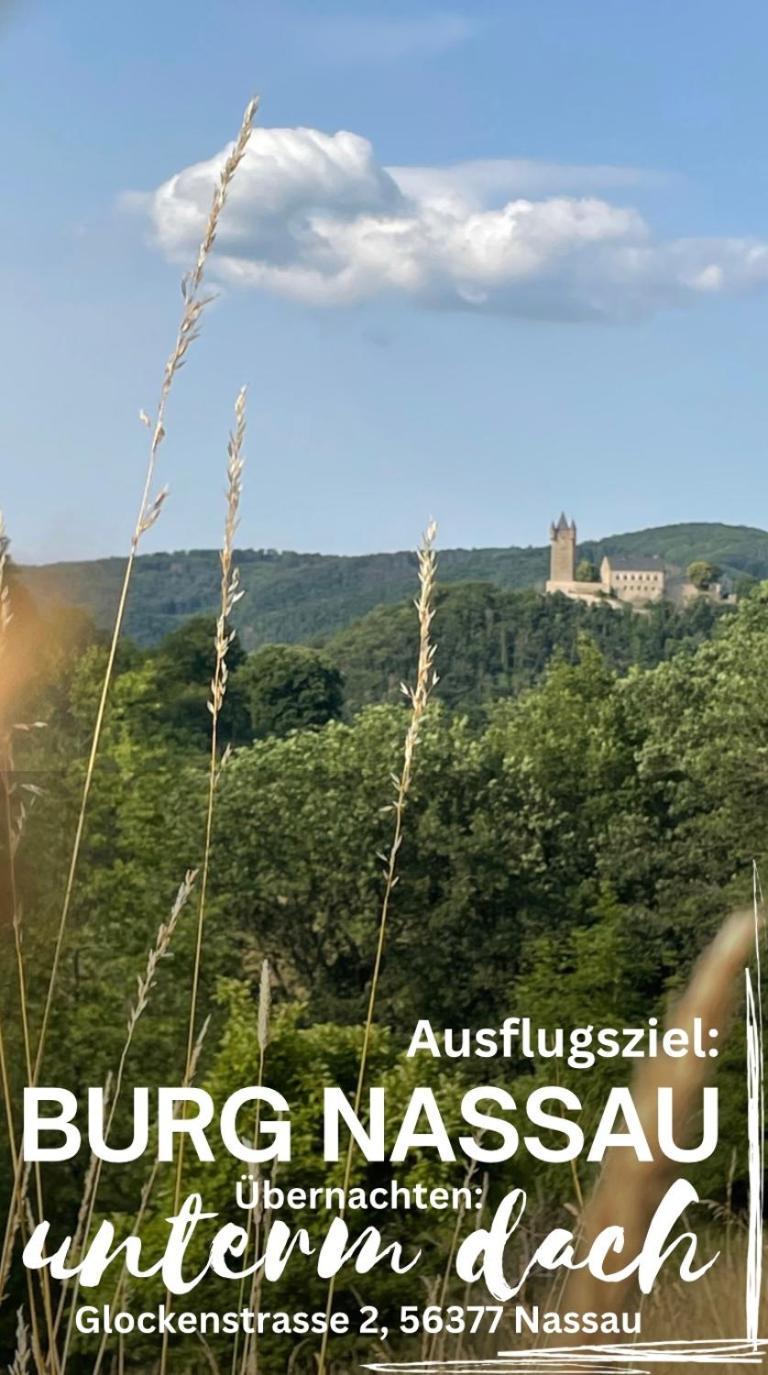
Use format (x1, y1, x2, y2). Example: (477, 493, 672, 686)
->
(546, 514, 666, 605)
(599, 554, 665, 602)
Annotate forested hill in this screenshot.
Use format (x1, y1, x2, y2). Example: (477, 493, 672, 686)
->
(19, 520, 768, 647)
(324, 582, 734, 715)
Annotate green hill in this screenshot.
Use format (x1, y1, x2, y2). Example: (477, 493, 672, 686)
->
(323, 581, 734, 715)
(19, 521, 768, 648)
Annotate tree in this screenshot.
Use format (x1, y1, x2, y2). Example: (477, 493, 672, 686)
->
(736, 573, 758, 599)
(154, 613, 249, 744)
(326, 581, 739, 717)
(240, 644, 343, 738)
(575, 558, 599, 583)
(687, 559, 721, 590)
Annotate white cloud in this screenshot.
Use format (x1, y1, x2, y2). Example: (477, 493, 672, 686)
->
(389, 158, 661, 209)
(129, 124, 768, 322)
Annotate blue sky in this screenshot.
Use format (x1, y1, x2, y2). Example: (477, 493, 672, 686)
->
(2, 0, 768, 562)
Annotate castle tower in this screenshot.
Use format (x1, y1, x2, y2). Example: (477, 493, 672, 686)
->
(549, 513, 576, 584)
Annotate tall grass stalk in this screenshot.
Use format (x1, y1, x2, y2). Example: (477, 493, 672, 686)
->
(245, 1124, 284, 1375)
(316, 520, 438, 1375)
(0, 95, 257, 1329)
(182, 386, 246, 1094)
(1, 728, 56, 1362)
(28, 93, 257, 1090)
(54, 872, 197, 1373)
(9, 1307, 31, 1375)
(160, 387, 247, 1375)
(0, 519, 33, 1109)
(0, 519, 23, 1290)
(0, 530, 37, 1093)
(0, 523, 55, 1371)
(89, 1015, 211, 1375)
(425, 1156, 481, 1363)
(0, 523, 19, 1240)
(0, 1028, 43, 1375)
(452, 1171, 489, 1365)
(233, 958, 271, 1375)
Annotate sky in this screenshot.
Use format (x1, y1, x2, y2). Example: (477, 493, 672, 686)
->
(2, 0, 768, 562)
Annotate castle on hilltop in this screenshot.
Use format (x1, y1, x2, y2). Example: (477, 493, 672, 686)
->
(545, 514, 666, 605)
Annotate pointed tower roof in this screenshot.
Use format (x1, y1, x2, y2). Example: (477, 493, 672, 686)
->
(554, 512, 571, 532)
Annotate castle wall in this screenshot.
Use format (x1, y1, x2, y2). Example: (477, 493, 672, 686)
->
(600, 556, 665, 603)
(614, 584, 665, 603)
(545, 579, 607, 605)
(608, 573, 665, 603)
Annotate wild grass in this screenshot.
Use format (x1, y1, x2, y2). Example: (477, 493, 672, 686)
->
(30, 94, 258, 1091)
(55, 870, 197, 1372)
(0, 93, 257, 1373)
(316, 520, 438, 1375)
(8, 1308, 30, 1375)
(160, 386, 247, 1375)
(89, 1014, 212, 1375)
(0, 519, 52, 1370)
(182, 386, 247, 1096)
(236, 958, 271, 1375)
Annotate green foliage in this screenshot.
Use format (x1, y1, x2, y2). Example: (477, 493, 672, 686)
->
(325, 582, 733, 716)
(575, 558, 599, 582)
(687, 559, 722, 589)
(3, 576, 767, 1370)
(154, 614, 250, 745)
(240, 644, 344, 738)
(736, 572, 759, 597)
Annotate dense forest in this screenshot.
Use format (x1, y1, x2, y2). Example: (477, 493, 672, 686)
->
(0, 554, 765, 1370)
(323, 581, 734, 714)
(19, 519, 768, 646)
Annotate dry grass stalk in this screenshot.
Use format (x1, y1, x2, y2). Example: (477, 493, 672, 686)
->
(0, 1165, 29, 1311)
(246, 1133, 284, 1375)
(89, 1013, 211, 1375)
(0, 513, 10, 649)
(233, 959, 272, 1375)
(9, 1307, 31, 1375)
(316, 520, 438, 1375)
(69, 1097, 107, 1270)
(54, 872, 196, 1371)
(453, 1172, 490, 1365)
(0, 94, 257, 1354)
(560, 906, 758, 1325)
(126, 870, 198, 1044)
(0, 1024, 19, 1286)
(0, 1042, 43, 1374)
(0, 524, 56, 1372)
(2, 741, 49, 1342)
(426, 1156, 481, 1363)
(29, 92, 258, 1090)
(183, 385, 246, 1089)
(160, 388, 247, 1375)
(257, 955, 271, 1057)
(0, 519, 20, 1258)
(0, 522, 20, 1253)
